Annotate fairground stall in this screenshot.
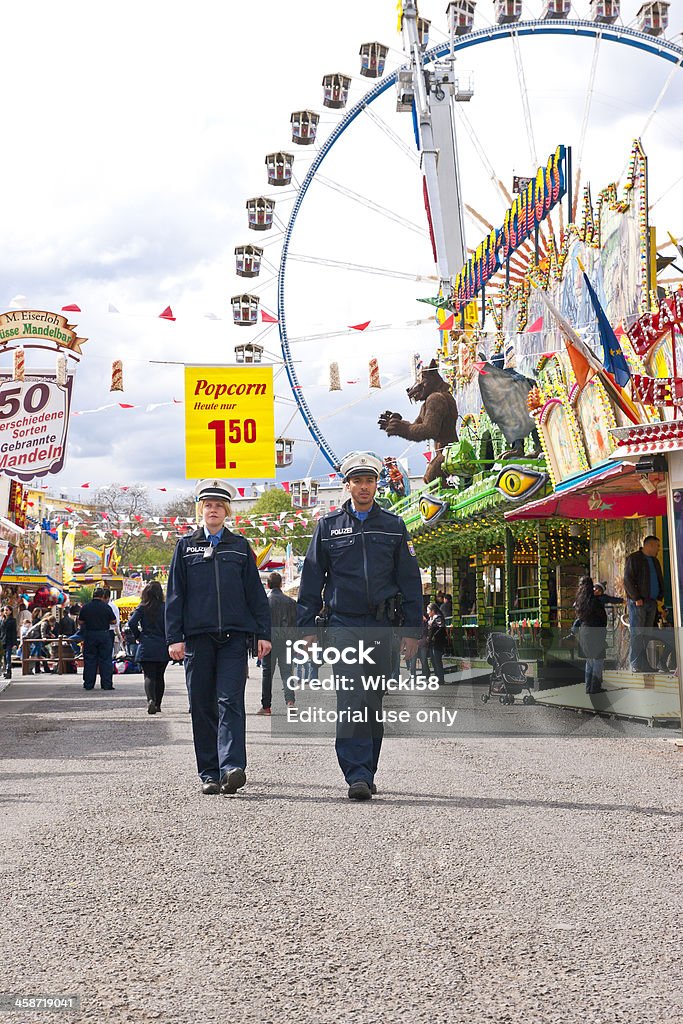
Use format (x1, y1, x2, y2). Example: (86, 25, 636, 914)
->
(394, 140, 681, 727)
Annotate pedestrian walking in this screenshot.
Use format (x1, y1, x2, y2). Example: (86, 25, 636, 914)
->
(406, 613, 430, 678)
(165, 479, 271, 796)
(426, 602, 447, 684)
(297, 451, 422, 801)
(574, 575, 607, 694)
(54, 609, 78, 673)
(258, 571, 297, 715)
(624, 535, 663, 672)
(127, 581, 169, 715)
(0, 606, 18, 680)
(78, 589, 116, 690)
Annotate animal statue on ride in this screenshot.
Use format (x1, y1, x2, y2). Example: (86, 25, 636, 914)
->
(378, 359, 458, 484)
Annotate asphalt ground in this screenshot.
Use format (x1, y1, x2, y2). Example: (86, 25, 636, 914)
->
(0, 663, 681, 1024)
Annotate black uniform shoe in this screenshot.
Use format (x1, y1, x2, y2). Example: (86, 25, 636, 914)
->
(147, 700, 158, 715)
(220, 768, 246, 794)
(201, 780, 221, 795)
(348, 781, 372, 801)
(371, 783, 378, 795)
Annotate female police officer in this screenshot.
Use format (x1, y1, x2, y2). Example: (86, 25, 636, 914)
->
(166, 479, 271, 795)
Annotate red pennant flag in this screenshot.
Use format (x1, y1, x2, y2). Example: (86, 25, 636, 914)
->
(439, 314, 455, 332)
(281, 481, 290, 493)
(80, 482, 90, 488)
(261, 310, 278, 324)
(80, 530, 89, 537)
(236, 488, 245, 498)
(614, 323, 626, 339)
(528, 316, 543, 333)
(423, 451, 433, 462)
(142, 529, 152, 538)
(61, 303, 81, 312)
(158, 487, 167, 492)
(565, 339, 595, 391)
(159, 306, 176, 321)
(349, 321, 370, 332)
(119, 403, 135, 409)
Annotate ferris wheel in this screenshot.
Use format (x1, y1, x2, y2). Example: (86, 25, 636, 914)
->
(232, 0, 683, 477)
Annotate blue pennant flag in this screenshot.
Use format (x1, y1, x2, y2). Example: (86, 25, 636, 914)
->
(582, 272, 631, 387)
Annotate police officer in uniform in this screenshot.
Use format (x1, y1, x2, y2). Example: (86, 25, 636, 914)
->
(297, 452, 422, 800)
(166, 479, 271, 795)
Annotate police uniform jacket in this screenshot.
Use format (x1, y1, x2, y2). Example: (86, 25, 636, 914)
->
(166, 528, 271, 644)
(297, 499, 423, 630)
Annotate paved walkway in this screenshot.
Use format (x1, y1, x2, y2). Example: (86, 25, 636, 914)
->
(0, 664, 681, 1024)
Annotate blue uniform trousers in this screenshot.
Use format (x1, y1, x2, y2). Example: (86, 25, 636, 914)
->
(329, 620, 392, 786)
(185, 632, 248, 782)
(83, 630, 114, 689)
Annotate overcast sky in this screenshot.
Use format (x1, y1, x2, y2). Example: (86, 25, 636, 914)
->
(2, 0, 683, 498)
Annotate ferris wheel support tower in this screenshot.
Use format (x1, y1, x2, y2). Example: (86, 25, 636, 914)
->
(401, 1, 469, 294)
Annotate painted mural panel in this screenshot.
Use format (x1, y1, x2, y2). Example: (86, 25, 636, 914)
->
(575, 379, 615, 467)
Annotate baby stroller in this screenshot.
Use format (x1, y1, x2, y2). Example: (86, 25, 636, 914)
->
(481, 632, 535, 706)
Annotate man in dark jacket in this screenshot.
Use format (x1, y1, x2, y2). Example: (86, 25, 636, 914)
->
(297, 451, 422, 801)
(258, 572, 297, 715)
(624, 535, 664, 672)
(79, 590, 116, 690)
(0, 607, 17, 680)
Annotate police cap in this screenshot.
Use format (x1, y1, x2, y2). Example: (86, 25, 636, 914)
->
(339, 451, 383, 481)
(195, 478, 237, 502)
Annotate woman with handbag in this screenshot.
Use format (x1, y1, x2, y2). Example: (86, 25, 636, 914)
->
(127, 581, 169, 715)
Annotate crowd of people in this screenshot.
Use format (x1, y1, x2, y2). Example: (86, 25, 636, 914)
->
(2, 462, 676, 799)
(571, 535, 674, 693)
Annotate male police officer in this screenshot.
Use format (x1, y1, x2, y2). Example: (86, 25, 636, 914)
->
(166, 479, 271, 796)
(297, 452, 422, 801)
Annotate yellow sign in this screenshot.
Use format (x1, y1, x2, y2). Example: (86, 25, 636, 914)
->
(184, 366, 275, 478)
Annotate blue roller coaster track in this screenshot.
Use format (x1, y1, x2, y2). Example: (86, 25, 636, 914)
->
(276, 18, 683, 471)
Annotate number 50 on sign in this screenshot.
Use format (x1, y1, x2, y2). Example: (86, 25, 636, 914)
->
(184, 366, 275, 479)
